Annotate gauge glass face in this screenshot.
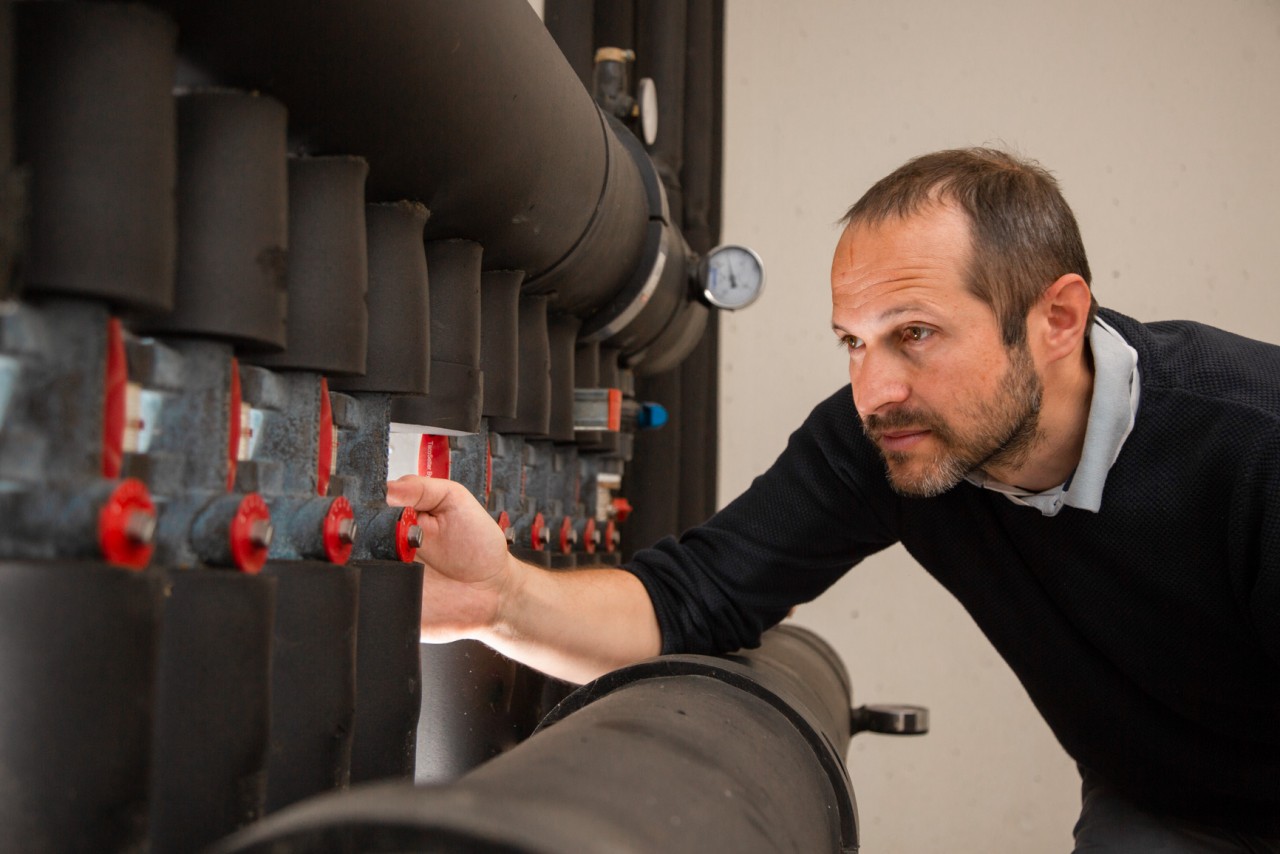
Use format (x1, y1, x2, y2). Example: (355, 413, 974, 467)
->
(703, 245, 764, 310)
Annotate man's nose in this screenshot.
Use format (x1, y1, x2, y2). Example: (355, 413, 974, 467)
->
(851, 351, 911, 418)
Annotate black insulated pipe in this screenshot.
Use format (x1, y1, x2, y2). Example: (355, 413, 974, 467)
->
(417, 239, 483, 432)
(329, 202, 431, 397)
(636, 0, 688, 226)
(212, 625, 860, 854)
(543, 0, 595, 90)
(139, 90, 288, 349)
(147, 570, 276, 854)
(0, 0, 21, 303)
(479, 269, 524, 420)
(0, 560, 163, 854)
(260, 560, 360, 814)
(153, 0, 649, 319)
(547, 313, 583, 442)
(349, 559, 424, 785)
(415, 641, 549, 785)
(253, 156, 369, 376)
(489, 294, 552, 437)
(15, 1, 176, 313)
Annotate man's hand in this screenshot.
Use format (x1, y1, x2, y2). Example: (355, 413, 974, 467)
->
(386, 474, 663, 684)
(385, 475, 512, 643)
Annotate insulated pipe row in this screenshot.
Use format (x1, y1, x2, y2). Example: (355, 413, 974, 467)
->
(153, 0, 648, 315)
(151, 0, 704, 372)
(212, 626, 862, 854)
(0, 8, 425, 850)
(1, 1, 717, 849)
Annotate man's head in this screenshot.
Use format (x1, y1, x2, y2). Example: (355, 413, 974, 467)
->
(831, 149, 1095, 497)
(843, 148, 1094, 348)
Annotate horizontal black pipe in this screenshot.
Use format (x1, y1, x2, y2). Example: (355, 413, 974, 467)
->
(152, 0, 649, 320)
(212, 625, 860, 854)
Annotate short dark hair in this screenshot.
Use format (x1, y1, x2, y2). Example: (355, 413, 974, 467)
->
(842, 148, 1095, 348)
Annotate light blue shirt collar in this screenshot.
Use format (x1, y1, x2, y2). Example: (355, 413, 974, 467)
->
(965, 318, 1140, 517)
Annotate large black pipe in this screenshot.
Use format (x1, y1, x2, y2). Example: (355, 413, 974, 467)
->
(0, 560, 163, 854)
(542, 0, 595, 90)
(148, 570, 275, 853)
(260, 561, 360, 814)
(152, 0, 650, 319)
(15, 1, 176, 312)
(212, 625, 860, 854)
(636, 0, 688, 227)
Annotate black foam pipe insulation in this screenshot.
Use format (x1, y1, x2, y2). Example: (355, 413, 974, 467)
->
(253, 156, 369, 377)
(15, 1, 176, 313)
(139, 90, 288, 349)
(329, 202, 431, 397)
(479, 269, 525, 420)
(211, 626, 862, 854)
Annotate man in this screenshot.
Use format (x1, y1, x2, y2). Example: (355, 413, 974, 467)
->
(387, 149, 1280, 851)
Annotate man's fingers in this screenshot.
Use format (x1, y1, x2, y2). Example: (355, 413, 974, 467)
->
(386, 475, 451, 514)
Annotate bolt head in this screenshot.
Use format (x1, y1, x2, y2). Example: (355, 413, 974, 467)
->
(124, 511, 157, 546)
(249, 520, 275, 549)
(337, 518, 358, 545)
(406, 524, 424, 550)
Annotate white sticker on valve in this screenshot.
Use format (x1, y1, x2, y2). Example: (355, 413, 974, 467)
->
(134, 388, 165, 454)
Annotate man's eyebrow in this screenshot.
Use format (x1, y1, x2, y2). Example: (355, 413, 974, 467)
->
(831, 304, 933, 336)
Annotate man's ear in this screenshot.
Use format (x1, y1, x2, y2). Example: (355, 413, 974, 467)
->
(1031, 274, 1092, 363)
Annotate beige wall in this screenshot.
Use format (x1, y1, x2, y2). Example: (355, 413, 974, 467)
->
(719, 1, 1280, 851)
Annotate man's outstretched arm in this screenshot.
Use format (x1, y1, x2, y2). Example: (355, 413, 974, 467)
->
(385, 475, 662, 685)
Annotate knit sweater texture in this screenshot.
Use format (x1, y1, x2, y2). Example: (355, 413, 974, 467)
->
(624, 308, 1280, 833)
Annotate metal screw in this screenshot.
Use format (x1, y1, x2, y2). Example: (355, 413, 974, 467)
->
(337, 518, 358, 545)
(124, 511, 157, 546)
(406, 524, 424, 550)
(503, 527, 516, 545)
(249, 520, 274, 550)
(592, 529, 602, 546)
(540, 526, 551, 546)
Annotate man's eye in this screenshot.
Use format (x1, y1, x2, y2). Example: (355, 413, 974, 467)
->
(903, 326, 934, 344)
(837, 335, 864, 352)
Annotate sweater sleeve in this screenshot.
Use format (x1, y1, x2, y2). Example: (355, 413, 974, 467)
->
(1245, 425, 1280, 666)
(622, 386, 901, 655)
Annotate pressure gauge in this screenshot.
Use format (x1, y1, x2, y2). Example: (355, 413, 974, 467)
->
(697, 244, 765, 311)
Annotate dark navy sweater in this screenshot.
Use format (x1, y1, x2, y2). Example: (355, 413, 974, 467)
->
(625, 308, 1280, 833)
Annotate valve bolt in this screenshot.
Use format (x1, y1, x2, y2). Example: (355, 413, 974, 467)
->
(406, 524, 424, 550)
(249, 520, 275, 550)
(337, 518, 358, 545)
(124, 511, 157, 546)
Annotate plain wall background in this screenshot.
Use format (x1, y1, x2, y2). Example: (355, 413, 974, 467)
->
(716, 1, 1280, 851)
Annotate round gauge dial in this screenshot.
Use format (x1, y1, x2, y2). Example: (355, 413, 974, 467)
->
(698, 244, 765, 311)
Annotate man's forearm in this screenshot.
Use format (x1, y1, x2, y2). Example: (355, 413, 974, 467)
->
(474, 555, 663, 685)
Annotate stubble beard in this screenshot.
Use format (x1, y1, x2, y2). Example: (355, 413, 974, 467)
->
(863, 343, 1044, 498)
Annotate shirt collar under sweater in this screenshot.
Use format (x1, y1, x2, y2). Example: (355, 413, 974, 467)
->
(964, 317, 1140, 517)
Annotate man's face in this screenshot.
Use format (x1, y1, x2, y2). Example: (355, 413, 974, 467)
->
(830, 204, 1043, 496)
